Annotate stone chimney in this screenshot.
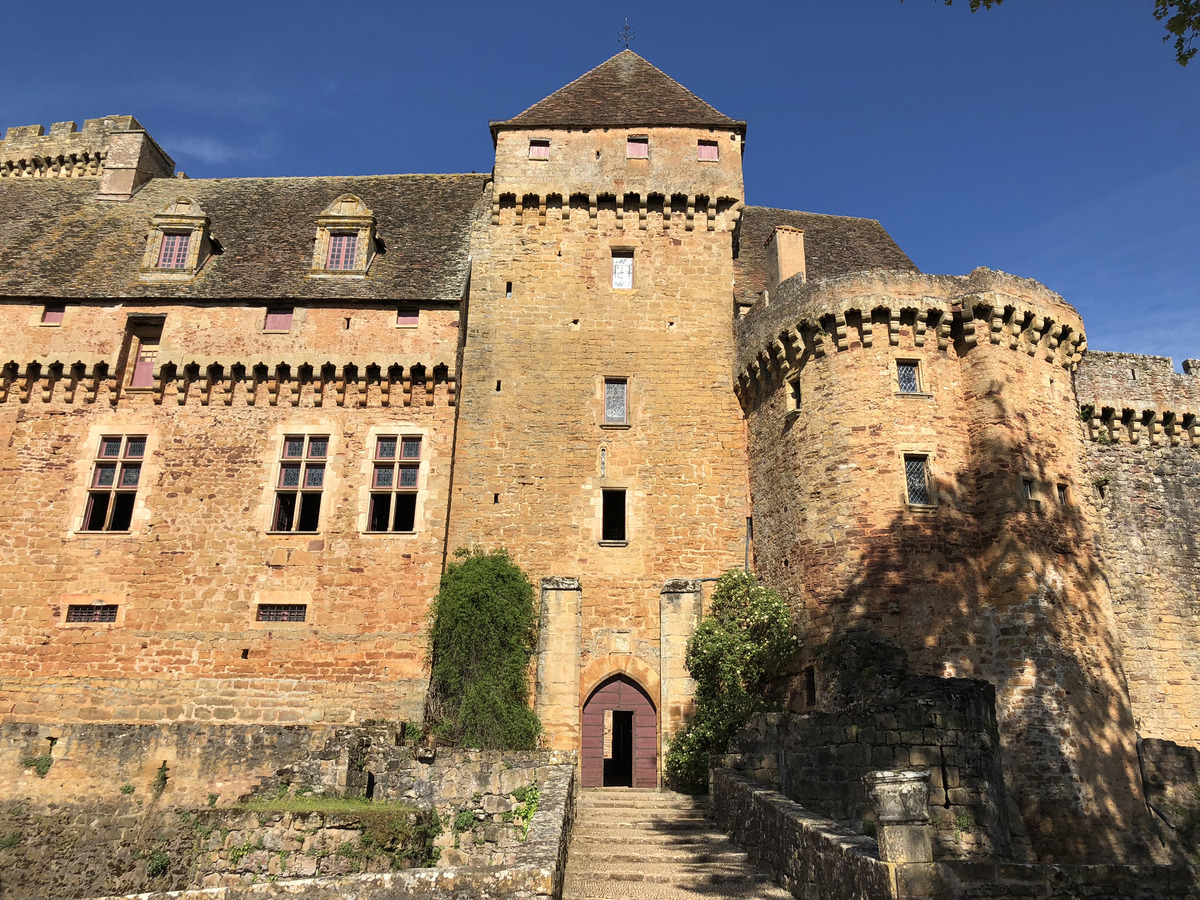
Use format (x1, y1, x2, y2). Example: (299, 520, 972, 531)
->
(765, 225, 806, 290)
(96, 117, 174, 201)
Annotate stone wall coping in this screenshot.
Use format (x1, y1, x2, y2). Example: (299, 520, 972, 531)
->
(661, 578, 702, 593)
(540, 576, 581, 591)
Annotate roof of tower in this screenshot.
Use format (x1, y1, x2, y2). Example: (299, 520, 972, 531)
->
(490, 50, 745, 134)
(735, 207, 920, 304)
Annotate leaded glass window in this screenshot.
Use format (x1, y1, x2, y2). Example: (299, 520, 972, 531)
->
(369, 435, 422, 532)
(272, 435, 327, 532)
(904, 455, 931, 506)
(612, 251, 633, 289)
(897, 361, 921, 394)
(605, 379, 628, 425)
(83, 435, 146, 532)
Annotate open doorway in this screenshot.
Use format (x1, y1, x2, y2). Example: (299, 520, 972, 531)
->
(581, 674, 657, 788)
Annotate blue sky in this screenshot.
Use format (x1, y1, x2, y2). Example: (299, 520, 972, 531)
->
(3, 1, 1197, 365)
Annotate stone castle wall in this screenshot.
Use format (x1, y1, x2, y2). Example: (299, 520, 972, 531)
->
(735, 269, 1155, 862)
(0, 300, 458, 726)
(1076, 352, 1200, 747)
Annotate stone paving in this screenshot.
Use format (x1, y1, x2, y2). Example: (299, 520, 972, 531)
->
(563, 788, 792, 899)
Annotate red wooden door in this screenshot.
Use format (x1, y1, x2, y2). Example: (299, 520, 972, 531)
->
(581, 675, 658, 788)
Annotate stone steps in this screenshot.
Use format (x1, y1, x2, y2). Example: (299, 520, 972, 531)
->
(564, 789, 787, 900)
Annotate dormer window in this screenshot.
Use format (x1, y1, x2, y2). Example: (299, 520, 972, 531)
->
(327, 234, 358, 270)
(311, 194, 377, 277)
(528, 139, 550, 160)
(139, 197, 210, 281)
(157, 233, 191, 268)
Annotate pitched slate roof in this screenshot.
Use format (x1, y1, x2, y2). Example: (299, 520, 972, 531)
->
(491, 50, 745, 133)
(735, 206, 919, 304)
(0, 173, 489, 301)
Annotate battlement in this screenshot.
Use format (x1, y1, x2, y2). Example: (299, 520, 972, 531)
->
(1075, 351, 1200, 447)
(1, 114, 174, 198)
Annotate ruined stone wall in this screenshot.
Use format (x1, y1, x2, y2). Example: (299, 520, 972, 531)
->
(448, 126, 751, 759)
(0, 300, 458, 726)
(718, 675, 1009, 860)
(1076, 353, 1200, 748)
(735, 269, 1154, 863)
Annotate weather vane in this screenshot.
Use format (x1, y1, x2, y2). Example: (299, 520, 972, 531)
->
(618, 18, 636, 50)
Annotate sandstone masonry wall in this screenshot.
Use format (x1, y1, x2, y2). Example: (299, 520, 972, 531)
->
(1076, 353, 1200, 748)
(0, 301, 459, 726)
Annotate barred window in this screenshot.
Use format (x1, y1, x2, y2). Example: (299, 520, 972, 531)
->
(272, 435, 327, 532)
(83, 435, 146, 531)
(904, 454, 932, 506)
(66, 604, 118, 623)
(257, 604, 307, 623)
(327, 233, 358, 270)
(368, 435, 422, 532)
(604, 379, 628, 425)
(897, 360, 921, 394)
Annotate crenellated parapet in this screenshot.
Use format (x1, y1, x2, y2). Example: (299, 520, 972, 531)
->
(490, 186, 743, 232)
(0, 357, 457, 408)
(1076, 351, 1200, 448)
(733, 267, 1086, 410)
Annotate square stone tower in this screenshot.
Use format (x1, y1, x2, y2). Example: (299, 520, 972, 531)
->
(448, 51, 752, 786)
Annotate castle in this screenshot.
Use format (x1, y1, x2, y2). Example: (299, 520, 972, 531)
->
(2, 50, 1199, 870)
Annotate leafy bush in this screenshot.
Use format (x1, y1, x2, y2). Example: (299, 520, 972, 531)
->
(21, 755, 52, 778)
(664, 570, 797, 791)
(147, 848, 169, 878)
(426, 548, 541, 749)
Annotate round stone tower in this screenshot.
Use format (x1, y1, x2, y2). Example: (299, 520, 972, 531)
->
(735, 261, 1154, 862)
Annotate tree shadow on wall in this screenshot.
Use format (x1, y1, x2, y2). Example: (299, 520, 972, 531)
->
(788, 383, 1163, 865)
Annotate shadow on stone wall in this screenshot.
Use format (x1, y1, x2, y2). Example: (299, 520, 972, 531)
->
(779, 384, 1164, 864)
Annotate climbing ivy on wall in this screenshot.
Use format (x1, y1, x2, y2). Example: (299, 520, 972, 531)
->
(426, 548, 541, 749)
(665, 570, 797, 792)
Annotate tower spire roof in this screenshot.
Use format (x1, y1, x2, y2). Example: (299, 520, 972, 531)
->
(490, 50, 745, 135)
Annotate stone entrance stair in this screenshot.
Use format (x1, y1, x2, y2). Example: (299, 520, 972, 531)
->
(564, 788, 793, 899)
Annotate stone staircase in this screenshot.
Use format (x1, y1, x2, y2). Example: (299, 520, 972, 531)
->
(564, 788, 793, 899)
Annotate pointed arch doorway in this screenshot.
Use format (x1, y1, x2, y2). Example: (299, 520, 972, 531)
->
(581, 674, 658, 788)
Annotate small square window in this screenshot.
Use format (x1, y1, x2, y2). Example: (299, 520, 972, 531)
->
(264, 308, 294, 332)
(602, 489, 627, 542)
(904, 455, 932, 506)
(66, 604, 119, 623)
(327, 233, 358, 270)
(626, 137, 649, 159)
(604, 378, 628, 425)
(612, 250, 633, 290)
(897, 360, 921, 394)
(42, 305, 65, 325)
(157, 233, 191, 269)
(528, 139, 550, 160)
(397, 306, 419, 327)
(697, 140, 719, 161)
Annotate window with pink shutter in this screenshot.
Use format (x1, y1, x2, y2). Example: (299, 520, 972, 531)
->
(528, 140, 550, 160)
(41, 305, 65, 325)
(157, 233, 191, 269)
(626, 137, 649, 159)
(264, 308, 294, 332)
(128, 330, 160, 390)
(397, 307, 419, 327)
(697, 140, 719, 161)
(327, 233, 358, 270)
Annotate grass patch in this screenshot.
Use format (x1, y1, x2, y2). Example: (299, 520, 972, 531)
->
(21, 755, 53, 778)
(235, 796, 418, 815)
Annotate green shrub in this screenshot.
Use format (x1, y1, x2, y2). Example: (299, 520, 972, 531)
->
(120, 783, 135, 795)
(152, 761, 168, 798)
(147, 848, 169, 878)
(426, 548, 541, 749)
(664, 570, 797, 792)
(0, 831, 21, 850)
(21, 755, 52, 778)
